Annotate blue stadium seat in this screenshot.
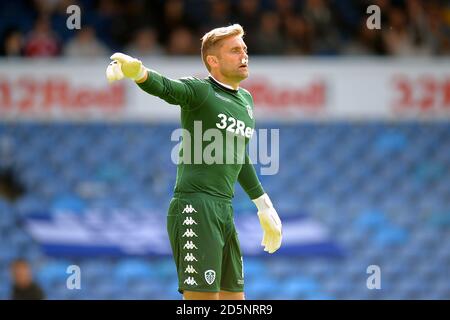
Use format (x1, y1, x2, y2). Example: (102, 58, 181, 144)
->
(281, 276, 320, 299)
(353, 209, 389, 233)
(246, 278, 280, 300)
(373, 226, 409, 248)
(51, 193, 86, 214)
(242, 259, 266, 279)
(114, 259, 157, 285)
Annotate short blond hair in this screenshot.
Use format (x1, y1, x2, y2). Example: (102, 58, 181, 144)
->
(201, 24, 245, 71)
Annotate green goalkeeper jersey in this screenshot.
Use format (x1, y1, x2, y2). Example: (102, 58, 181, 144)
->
(137, 70, 264, 200)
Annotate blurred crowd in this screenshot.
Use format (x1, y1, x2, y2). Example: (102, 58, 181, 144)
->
(1, 0, 450, 58)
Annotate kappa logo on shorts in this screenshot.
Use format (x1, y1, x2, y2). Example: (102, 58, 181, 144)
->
(183, 241, 198, 250)
(204, 269, 216, 285)
(185, 265, 198, 274)
(184, 277, 198, 286)
(182, 204, 197, 214)
(182, 229, 198, 238)
(184, 253, 198, 262)
(182, 216, 197, 226)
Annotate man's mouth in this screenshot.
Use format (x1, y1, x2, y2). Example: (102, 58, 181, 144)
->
(239, 64, 248, 69)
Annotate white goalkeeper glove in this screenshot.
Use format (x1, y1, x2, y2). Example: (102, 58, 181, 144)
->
(253, 193, 282, 254)
(106, 52, 147, 83)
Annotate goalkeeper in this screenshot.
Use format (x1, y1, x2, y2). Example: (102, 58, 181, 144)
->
(107, 24, 282, 300)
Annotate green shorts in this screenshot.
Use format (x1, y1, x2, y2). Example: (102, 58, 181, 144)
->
(167, 192, 244, 294)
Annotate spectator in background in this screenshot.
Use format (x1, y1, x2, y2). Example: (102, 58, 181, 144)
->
(406, 0, 437, 56)
(407, 0, 430, 41)
(0, 0, 449, 58)
(90, 0, 122, 50)
(342, 19, 386, 56)
(160, 0, 197, 47)
(199, 0, 233, 34)
(0, 28, 24, 57)
(444, 2, 450, 27)
(233, 0, 261, 54)
(425, 1, 450, 55)
(0, 136, 25, 201)
(64, 26, 109, 57)
(99, 0, 157, 50)
(50, 0, 83, 44)
(166, 27, 196, 55)
(383, 7, 418, 56)
(273, 0, 296, 23)
(0, 165, 26, 201)
(24, 16, 60, 57)
(125, 27, 164, 57)
(303, 0, 340, 55)
(10, 259, 45, 300)
(284, 14, 313, 55)
(253, 11, 285, 55)
(31, 0, 59, 16)
(371, 0, 392, 24)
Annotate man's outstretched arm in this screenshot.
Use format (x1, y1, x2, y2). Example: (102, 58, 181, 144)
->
(238, 153, 282, 254)
(106, 52, 209, 109)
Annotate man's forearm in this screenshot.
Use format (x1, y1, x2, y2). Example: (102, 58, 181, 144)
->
(238, 153, 265, 200)
(136, 69, 199, 107)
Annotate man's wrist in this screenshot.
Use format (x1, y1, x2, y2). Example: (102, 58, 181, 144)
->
(135, 68, 148, 83)
(252, 193, 273, 212)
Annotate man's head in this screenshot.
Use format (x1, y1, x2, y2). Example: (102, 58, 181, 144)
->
(201, 24, 249, 84)
(10, 259, 33, 288)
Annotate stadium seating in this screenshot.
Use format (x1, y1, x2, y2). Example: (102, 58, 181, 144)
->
(0, 122, 449, 299)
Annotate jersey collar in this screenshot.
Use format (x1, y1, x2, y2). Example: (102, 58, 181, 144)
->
(208, 75, 239, 93)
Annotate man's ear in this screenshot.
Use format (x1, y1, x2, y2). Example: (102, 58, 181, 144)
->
(207, 55, 218, 69)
